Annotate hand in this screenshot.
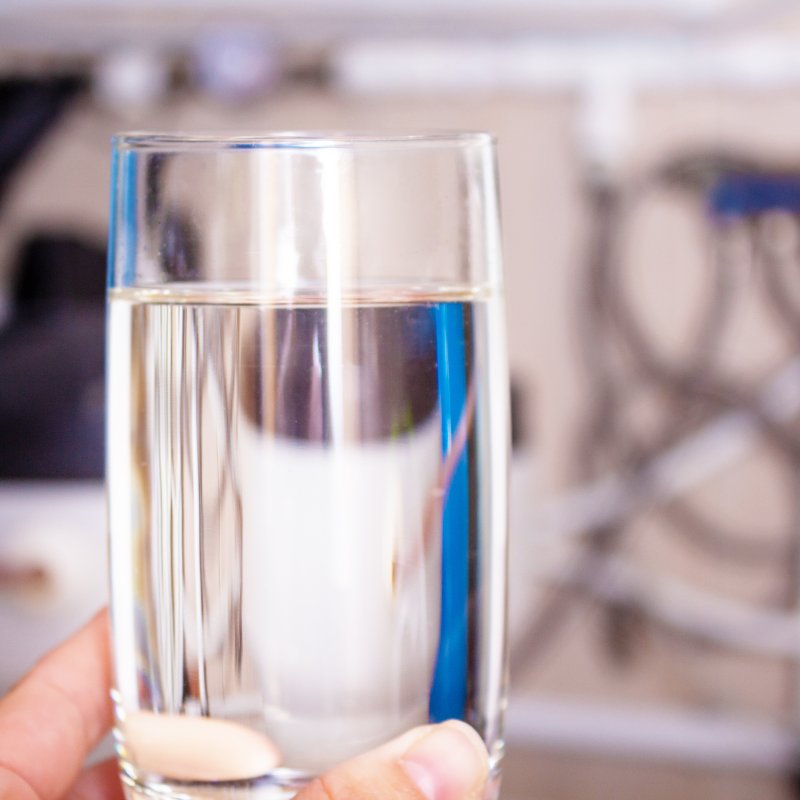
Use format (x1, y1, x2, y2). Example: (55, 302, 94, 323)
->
(0, 612, 490, 800)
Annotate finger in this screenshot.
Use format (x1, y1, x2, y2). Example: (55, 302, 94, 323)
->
(297, 720, 489, 800)
(63, 759, 124, 800)
(0, 609, 112, 800)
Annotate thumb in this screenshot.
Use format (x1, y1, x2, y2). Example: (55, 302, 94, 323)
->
(296, 720, 490, 800)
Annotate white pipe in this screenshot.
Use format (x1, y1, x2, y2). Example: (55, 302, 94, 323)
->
(539, 553, 800, 659)
(334, 36, 800, 94)
(506, 695, 797, 770)
(528, 357, 800, 544)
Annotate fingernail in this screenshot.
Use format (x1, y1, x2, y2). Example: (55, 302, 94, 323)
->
(400, 720, 489, 800)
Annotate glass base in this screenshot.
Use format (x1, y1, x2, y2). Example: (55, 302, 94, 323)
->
(121, 771, 304, 800)
(120, 761, 503, 800)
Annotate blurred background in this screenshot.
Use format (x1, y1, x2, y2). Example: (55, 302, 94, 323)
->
(4, 0, 800, 797)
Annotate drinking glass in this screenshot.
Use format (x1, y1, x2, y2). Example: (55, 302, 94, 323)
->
(106, 131, 508, 800)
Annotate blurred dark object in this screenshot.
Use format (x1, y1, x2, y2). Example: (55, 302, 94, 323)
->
(0, 233, 105, 479)
(13, 235, 105, 308)
(0, 76, 99, 480)
(0, 77, 83, 204)
(510, 380, 528, 451)
(143, 156, 201, 280)
(158, 210, 201, 281)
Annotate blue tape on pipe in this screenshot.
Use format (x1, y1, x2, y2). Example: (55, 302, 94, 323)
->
(710, 174, 800, 218)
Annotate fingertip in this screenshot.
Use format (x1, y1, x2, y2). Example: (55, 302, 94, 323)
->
(0, 607, 114, 800)
(297, 722, 490, 800)
(399, 722, 489, 800)
(440, 720, 489, 764)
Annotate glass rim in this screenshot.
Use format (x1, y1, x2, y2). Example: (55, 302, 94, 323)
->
(112, 129, 495, 151)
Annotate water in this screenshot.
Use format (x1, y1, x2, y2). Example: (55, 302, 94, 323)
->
(107, 285, 508, 799)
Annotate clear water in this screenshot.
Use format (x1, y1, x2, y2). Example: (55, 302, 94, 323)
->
(107, 286, 508, 799)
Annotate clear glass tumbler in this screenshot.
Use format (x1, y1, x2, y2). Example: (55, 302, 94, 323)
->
(106, 132, 508, 800)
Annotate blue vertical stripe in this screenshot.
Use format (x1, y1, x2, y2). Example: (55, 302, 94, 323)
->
(107, 146, 119, 289)
(430, 302, 469, 722)
(110, 148, 139, 288)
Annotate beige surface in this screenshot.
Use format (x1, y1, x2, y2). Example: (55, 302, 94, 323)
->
(502, 748, 793, 800)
